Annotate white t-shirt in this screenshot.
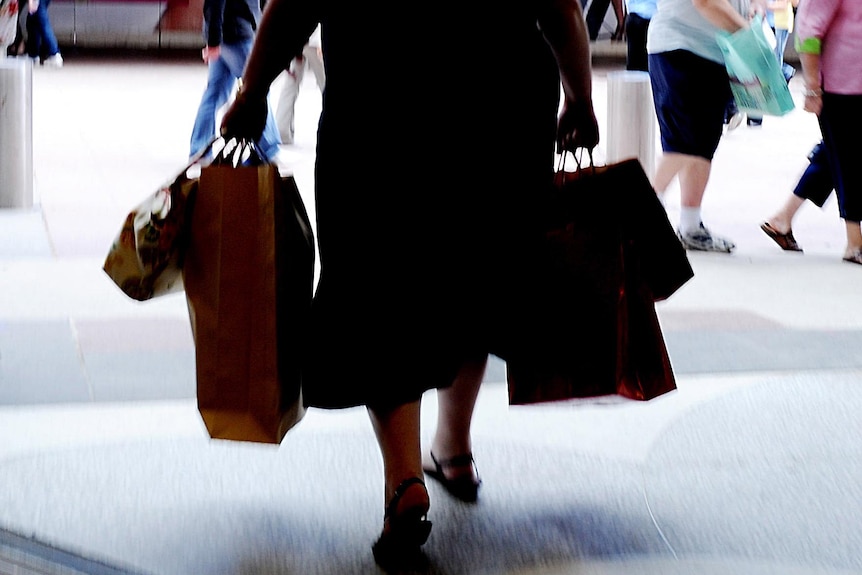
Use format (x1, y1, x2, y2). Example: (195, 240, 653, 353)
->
(647, 0, 750, 63)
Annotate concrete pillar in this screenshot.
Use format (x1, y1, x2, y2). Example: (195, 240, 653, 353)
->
(0, 55, 34, 209)
(606, 70, 656, 180)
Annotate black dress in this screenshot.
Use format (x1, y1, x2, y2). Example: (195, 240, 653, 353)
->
(303, 2, 562, 409)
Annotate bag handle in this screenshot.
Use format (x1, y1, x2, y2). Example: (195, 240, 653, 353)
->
(556, 148, 596, 172)
(211, 136, 270, 167)
(554, 148, 596, 187)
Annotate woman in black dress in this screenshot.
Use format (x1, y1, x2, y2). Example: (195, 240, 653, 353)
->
(222, 0, 599, 568)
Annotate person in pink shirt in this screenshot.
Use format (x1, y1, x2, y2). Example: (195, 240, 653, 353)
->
(794, 0, 862, 264)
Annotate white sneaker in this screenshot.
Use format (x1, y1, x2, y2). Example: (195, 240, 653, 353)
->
(43, 54, 63, 68)
(677, 223, 736, 253)
(725, 111, 743, 131)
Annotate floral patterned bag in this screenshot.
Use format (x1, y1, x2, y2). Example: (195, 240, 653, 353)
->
(102, 161, 199, 301)
(0, 0, 19, 47)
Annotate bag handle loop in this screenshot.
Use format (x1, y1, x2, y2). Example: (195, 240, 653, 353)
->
(554, 148, 596, 187)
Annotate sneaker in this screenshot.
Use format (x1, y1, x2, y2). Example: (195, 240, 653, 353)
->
(725, 111, 743, 131)
(677, 224, 736, 253)
(43, 53, 63, 68)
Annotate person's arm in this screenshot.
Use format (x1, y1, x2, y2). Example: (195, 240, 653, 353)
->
(794, 0, 836, 115)
(692, 0, 750, 33)
(221, 0, 318, 139)
(200, 0, 225, 62)
(537, 0, 600, 152)
(798, 52, 822, 113)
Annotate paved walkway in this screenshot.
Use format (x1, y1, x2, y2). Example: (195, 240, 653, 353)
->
(1, 49, 861, 575)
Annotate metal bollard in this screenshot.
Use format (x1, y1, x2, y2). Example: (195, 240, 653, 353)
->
(0, 56, 34, 209)
(606, 70, 656, 180)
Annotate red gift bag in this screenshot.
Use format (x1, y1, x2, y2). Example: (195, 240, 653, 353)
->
(505, 157, 692, 404)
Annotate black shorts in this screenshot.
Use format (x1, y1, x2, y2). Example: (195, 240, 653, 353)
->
(648, 50, 731, 160)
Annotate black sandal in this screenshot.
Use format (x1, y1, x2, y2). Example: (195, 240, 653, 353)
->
(372, 477, 432, 570)
(424, 452, 482, 503)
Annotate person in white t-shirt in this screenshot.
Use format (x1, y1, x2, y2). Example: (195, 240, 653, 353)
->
(647, 0, 765, 253)
(275, 24, 324, 145)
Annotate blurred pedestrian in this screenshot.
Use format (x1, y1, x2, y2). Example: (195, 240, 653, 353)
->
(647, 0, 765, 253)
(761, 140, 832, 253)
(625, 0, 655, 71)
(25, 0, 62, 66)
(583, 0, 627, 40)
(188, 0, 281, 161)
(794, 0, 862, 264)
(275, 24, 323, 145)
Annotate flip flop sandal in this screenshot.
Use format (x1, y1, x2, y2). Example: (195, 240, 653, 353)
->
(760, 221, 803, 252)
(842, 249, 862, 265)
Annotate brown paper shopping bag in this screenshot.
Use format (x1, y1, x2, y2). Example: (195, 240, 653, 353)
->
(183, 155, 314, 444)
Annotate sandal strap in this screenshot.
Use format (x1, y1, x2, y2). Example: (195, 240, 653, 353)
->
(384, 477, 427, 520)
(431, 452, 476, 471)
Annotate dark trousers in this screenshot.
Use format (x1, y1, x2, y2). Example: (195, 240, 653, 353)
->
(26, 0, 59, 60)
(625, 12, 650, 72)
(793, 141, 833, 208)
(820, 92, 862, 222)
(583, 0, 611, 41)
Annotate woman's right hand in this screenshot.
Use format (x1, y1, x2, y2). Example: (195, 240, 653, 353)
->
(556, 99, 600, 154)
(220, 87, 268, 142)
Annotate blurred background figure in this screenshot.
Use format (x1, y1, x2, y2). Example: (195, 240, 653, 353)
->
(25, 0, 62, 67)
(761, 140, 832, 253)
(647, 0, 762, 254)
(276, 24, 324, 146)
(582, 0, 626, 41)
(188, 0, 281, 161)
(794, 0, 862, 265)
(625, 0, 655, 71)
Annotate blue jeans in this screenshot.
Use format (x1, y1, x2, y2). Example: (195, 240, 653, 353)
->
(189, 40, 282, 160)
(773, 28, 795, 82)
(26, 0, 59, 60)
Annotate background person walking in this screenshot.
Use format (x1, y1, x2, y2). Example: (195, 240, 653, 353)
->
(275, 24, 324, 145)
(188, 0, 281, 160)
(25, 0, 61, 66)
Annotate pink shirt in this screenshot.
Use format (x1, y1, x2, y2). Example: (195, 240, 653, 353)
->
(795, 0, 862, 95)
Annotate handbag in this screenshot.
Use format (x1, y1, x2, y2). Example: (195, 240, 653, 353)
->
(102, 155, 201, 301)
(717, 13, 795, 117)
(183, 139, 315, 444)
(505, 153, 693, 404)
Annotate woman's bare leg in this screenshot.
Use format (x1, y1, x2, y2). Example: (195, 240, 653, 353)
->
(425, 355, 487, 480)
(844, 220, 862, 258)
(767, 194, 806, 234)
(368, 401, 428, 508)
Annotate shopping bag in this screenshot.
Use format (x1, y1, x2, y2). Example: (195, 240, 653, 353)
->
(0, 0, 18, 47)
(103, 160, 198, 301)
(183, 141, 315, 444)
(717, 13, 795, 117)
(505, 155, 691, 404)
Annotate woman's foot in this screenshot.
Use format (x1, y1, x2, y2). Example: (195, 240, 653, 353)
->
(423, 451, 482, 503)
(843, 248, 862, 265)
(761, 221, 803, 252)
(372, 477, 432, 570)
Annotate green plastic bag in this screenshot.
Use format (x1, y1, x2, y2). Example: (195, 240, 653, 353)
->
(717, 14, 795, 116)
